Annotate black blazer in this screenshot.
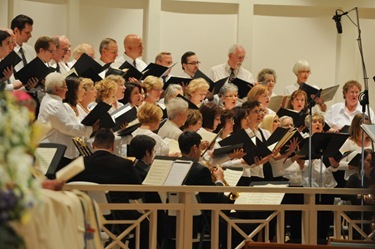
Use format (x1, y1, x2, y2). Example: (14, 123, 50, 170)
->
(70, 150, 142, 202)
(184, 161, 233, 204)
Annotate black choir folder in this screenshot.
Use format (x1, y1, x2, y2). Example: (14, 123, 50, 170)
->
(213, 143, 243, 157)
(164, 76, 192, 90)
(214, 77, 253, 99)
(81, 101, 115, 129)
(265, 127, 297, 152)
(110, 103, 137, 132)
(0, 51, 22, 78)
(141, 62, 169, 79)
(35, 143, 67, 179)
(176, 94, 198, 110)
(117, 121, 141, 137)
(219, 129, 272, 165)
(14, 57, 55, 84)
(71, 53, 104, 82)
(299, 83, 340, 103)
(276, 108, 307, 128)
(118, 61, 143, 81)
(105, 67, 127, 78)
(142, 157, 193, 186)
(297, 132, 349, 160)
(193, 69, 215, 92)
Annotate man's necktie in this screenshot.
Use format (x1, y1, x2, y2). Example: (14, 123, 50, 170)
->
(228, 68, 235, 83)
(133, 60, 137, 69)
(56, 63, 61, 73)
(19, 47, 27, 66)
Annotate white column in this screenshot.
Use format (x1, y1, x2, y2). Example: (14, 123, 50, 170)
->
(143, 0, 161, 63)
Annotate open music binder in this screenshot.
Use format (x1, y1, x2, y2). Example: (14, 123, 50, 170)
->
(55, 156, 85, 182)
(297, 132, 349, 160)
(142, 157, 193, 186)
(193, 69, 215, 92)
(299, 83, 339, 103)
(34, 143, 67, 179)
(213, 77, 253, 99)
(164, 76, 192, 90)
(0, 51, 21, 78)
(265, 127, 298, 152)
(361, 124, 375, 142)
(110, 103, 137, 132)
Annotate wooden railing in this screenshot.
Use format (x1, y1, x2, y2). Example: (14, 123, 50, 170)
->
(64, 184, 374, 249)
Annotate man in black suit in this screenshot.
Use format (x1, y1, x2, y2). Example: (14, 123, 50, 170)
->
(70, 128, 147, 248)
(178, 131, 232, 204)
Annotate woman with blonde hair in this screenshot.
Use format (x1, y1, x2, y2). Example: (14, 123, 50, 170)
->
(94, 78, 117, 107)
(181, 109, 203, 132)
(247, 84, 274, 114)
(131, 102, 169, 156)
(106, 74, 126, 111)
(260, 114, 280, 134)
(77, 78, 97, 116)
(142, 75, 163, 104)
(185, 78, 209, 107)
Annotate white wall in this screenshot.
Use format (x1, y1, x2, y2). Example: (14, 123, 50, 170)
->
(1, 0, 374, 108)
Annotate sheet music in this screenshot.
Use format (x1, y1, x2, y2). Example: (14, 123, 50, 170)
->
(55, 156, 85, 181)
(34, 147, 57, 175)
(142, 159, 174, 185)
(268, 95, 287, 112)
(197, 128, 217, 143)
(224, 169, 243, 187)
(164, 160, 193, 186)
(361, 124, 375, 142)
(320, 85, 340, 102)
(167, 138, 181, 155)
(235, 183, 288, 205)
(223, 169, 243, 196)
(110, 103, 132, 118)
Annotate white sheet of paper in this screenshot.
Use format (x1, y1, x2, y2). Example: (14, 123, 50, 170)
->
(235, 183, 288, 205)
(55, 156, 85, 181)
(223, 169, 243, 196)
(142, 159, 174, 185)
(34, 147, 57, 175)
(167, 139, 181, 155)
(164, 160, 193, 186)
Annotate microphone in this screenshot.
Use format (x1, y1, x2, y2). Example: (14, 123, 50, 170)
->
(332, 10, 343, 34)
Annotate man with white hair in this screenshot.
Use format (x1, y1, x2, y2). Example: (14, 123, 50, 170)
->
(158, 97, 189, 140)
(50, 35, 71, 73)
(68, 43, 95, 67)
(209, 44, 254, 83)
(38, 72, 99, 167)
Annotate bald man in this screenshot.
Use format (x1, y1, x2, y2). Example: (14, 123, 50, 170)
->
(113, 34, 147, 71)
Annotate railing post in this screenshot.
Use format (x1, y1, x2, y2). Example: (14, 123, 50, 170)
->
(277, 210, 285, 243)
(211, 209, 220, 249)
(181, 191, 193, 249)
(149, 210, 158, 249)
(303, 192, 317, 244)
(334, 210, 342, 240)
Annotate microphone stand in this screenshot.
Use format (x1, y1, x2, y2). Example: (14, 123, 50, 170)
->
(339, 6, 372, 236)
(299, 88, 321, 187)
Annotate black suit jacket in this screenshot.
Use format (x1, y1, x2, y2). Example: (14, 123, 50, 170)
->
(184, 161, 233, 204)
(70, 150, 142, 203)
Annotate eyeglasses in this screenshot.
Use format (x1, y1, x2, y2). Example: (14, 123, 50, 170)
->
(46, 49, 55, 53)
(105, 48, 118, 54)
(186, 61, 200, 65)
(224, 94, 238, 98)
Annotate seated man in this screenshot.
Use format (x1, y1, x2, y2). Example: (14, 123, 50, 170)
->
(70, 128, 147, 248)
(178, 131, 232, 203)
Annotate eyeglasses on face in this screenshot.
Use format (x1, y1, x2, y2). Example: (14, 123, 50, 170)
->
(186, 61, 200, 65)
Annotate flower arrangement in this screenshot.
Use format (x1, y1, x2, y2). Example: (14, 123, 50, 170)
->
(0, 84, 41, 248)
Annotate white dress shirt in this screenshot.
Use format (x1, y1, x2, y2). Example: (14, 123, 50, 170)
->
(325, 101, 375, 130)
(157, 119, 183, 140)
(38, 93, 93, 159)
(209, 63, 254, 83)
(113, 53, 147, 72)
(131, 128, 169, 156)
(13, 43, 36, 71)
